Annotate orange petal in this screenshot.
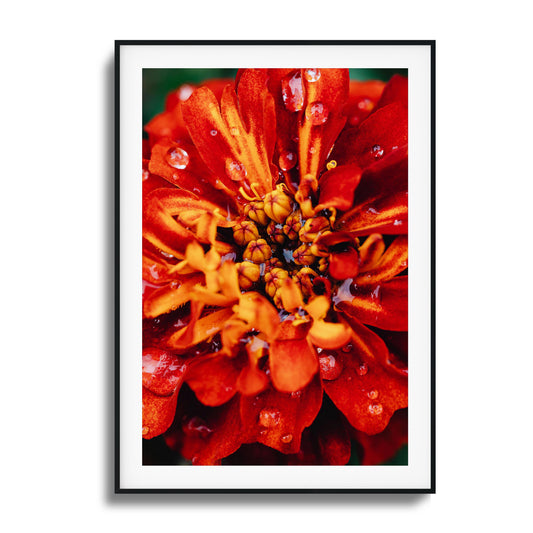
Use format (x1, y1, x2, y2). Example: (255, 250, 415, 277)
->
(308, 320, 352, 349)
(269, 327, 318, 392)
(355, 236, 407, 286)
(142, 386, 179, 440)
(186, 354, 243, 406)
(358, 234, 386, 273)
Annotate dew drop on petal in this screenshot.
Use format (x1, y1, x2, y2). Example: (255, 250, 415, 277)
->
(225, 159, 247, 181)
(210, 129, 218, 136)
(319, 353, 343, 381)
(278, 150, 297, 171)
(281, 70, 304, 112)
(142, 169, 150, 181)
(177, 84, 194, 101)
(342, 343, 353, 353)
(305, 102, 329, 125)
(303, 68, 321, 82)
(356, 362, 369, 376)
(259, 407, 281, 428)
(370, 144, 384, 160)
(182, 416, 213, 438)
(142, 426, 150, 436)
(166, 147, 190, 169)
(368, 403, 383, 415)
(367, 389, 379, 400)
(281, 434, 293, 444)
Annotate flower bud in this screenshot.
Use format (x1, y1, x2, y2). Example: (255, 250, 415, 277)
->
(244, 201, 269, 226)
(264, 257, 284, 272)
(299, 216, 330, 243)
(317, 257, 329, 273)
(267, 221, 286, 244)
(232, 220, 260, 246)
(293, 267, 318, 298)
(236, 262, 261, 290)
(293, 243, 317, 266)
(264, 184, 293, 223)
(264, 267, 289, 298)
(242, 238, 273, 264)
(283, 210, 303, 240)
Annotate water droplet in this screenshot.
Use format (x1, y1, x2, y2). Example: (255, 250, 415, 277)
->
(319, 353, 343, 380)
(142, 169, 150, 181)
(281, 70, 304, 112)
(259, 407, 281, 428)
(191, 456, 199, 465)
(303, 68, 321, 82)
(142, 426, 150, 436)
(356, 362, 368, 376)
(368, 403, 383, 415)
(170, 280, 179, 289)
(305, 102, 329, 125)
(290, 390, 302, 399)
(370, 144, 384, 160)
(309, 146, 316, 154)
(210, 129, 218, 136)
(225, 159, 247, 181)
(367, 389, 379, 400)
(342, 343, 353, 353)
(230, 127, 239, 136)
(182, 416, 213, 438)
(166, 147, 190, 169)
(279, 150, 297, 171)
(177, 84, 194, 101)
(281, 434, 293, 444)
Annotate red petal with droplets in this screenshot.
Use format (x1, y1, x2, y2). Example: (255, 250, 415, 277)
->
(182, 70, 276, 199)
(240, 375, 322, 454)
(335, 276, 408, 331)
(142, 348, 188, 396)
(343, 80, 386, 127)
(332, 102, 407, 169)
(269, 323, 319, 392)
(316, 164, 362, 212)
(180, 396, 247, 465)
(322, 320, 407, 435)
(186, 354, 243, 407)
(337, 147, 408, 236)
(142, 386, 179, 440)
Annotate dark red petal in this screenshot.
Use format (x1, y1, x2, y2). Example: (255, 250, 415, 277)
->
(144, 106, 189, 146)
(337, 147, 408, 236)
(186, 354, 243, 407)
(142, 386, 179, 440)
(180, 396, 247, 465)
(332, 102, 407, 170)
(335, 276, 408, 331)
(142, 348, 188, 396)
(269, 323, 319, 392)
(354, 408, 408, 465)
(240, 374, 323, 454)
(375, 74, 408, 110)
(322, 321, 407, 434)
(343, 80, 386, 127)
(329, 247, 360, 280)
(316, 164, 362, 212)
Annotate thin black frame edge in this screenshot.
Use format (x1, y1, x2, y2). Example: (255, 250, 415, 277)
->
(114, 40, 436, 495)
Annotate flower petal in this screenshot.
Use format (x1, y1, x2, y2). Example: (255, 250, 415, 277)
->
(142, 348, 188, 396)
(308, 319, 352, 350)
(186, 354, 243, 406)
(269, 323, 318, 392)
(180, 396, 246, 465)
(332, 102, 407, 169)
(322, 320, 407, 434)
(182, 70, 276, 199)
(142, 386, 179, 440)
(375, 74, 408, 110)
(240, 375, 322, 454)
(316, 163, 362, 212)
(355, 235, 408, 286)
(337, 147, 408, 236)
(335, 276, 408, 331)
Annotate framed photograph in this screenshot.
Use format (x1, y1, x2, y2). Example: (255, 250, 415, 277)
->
(115, 40, 435, 493)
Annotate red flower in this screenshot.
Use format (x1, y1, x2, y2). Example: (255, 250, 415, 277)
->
(142, 69, 408, 465)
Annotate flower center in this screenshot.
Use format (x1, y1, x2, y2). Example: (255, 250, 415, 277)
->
(232, 184, 344, 310)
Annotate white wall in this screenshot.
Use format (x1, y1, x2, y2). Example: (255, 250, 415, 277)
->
(2, 2, 532, 532)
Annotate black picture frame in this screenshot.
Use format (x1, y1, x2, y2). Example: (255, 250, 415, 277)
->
(115, 40, 435, 494)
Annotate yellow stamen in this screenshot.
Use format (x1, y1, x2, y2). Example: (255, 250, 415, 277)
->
(238, 186, 257, 202)
(250, 183, 262, 200)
